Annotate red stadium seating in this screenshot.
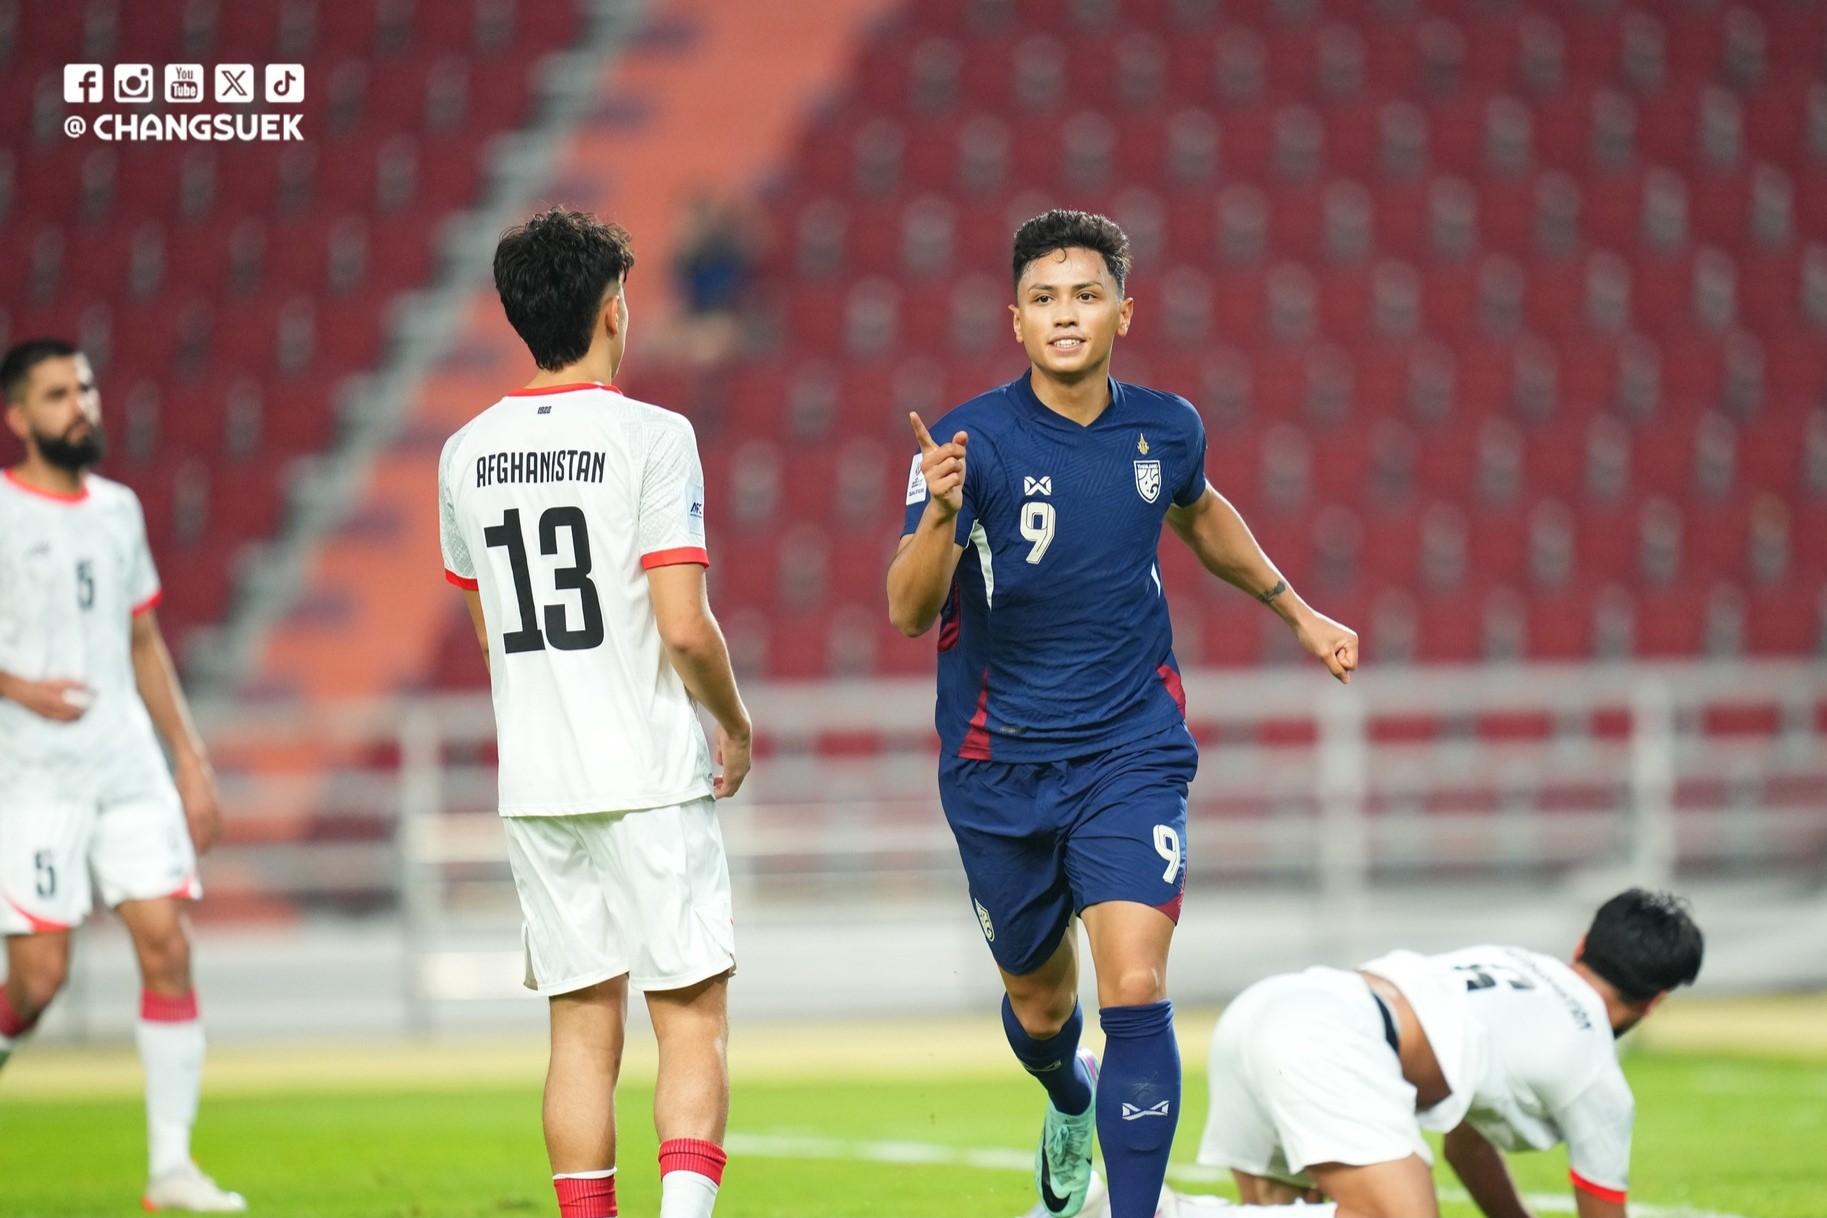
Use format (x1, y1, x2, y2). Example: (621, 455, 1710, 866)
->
(425, 1, 1827, 687)
(4, 0, 580, 653)
(716, 0, 1827, 677)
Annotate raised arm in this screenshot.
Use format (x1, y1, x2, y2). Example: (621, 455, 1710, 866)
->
(1443, 1122, 1536, 1218)
(131, 608, 222, 853)
(886, 411, 968, 637)
(1165, 484, 1359, 683)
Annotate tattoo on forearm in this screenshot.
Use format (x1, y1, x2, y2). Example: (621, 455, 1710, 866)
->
(1257, 578, 1288, 606)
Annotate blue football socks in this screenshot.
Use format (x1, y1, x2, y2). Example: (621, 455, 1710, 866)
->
(1097, 1000, 1181, 1218)
(1003, 994, 1094, 1116)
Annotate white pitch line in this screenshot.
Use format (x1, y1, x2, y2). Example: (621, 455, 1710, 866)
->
(724, 1131, 1757, 1218)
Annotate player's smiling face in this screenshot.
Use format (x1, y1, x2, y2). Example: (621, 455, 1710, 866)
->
(1010, 246, 1133, 382)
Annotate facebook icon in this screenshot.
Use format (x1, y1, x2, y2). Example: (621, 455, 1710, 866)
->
(63, 63, 103, 103)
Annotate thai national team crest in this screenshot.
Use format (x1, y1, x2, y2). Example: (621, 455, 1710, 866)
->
(1134, 459, 1162, 503)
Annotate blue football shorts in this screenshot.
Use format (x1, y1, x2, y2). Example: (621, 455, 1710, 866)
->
(937, 722, 1199, 976)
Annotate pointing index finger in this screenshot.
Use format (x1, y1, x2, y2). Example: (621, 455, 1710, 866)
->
(909, 412, 937, 453)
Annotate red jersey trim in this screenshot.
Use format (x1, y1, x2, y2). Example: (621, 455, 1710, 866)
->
(1156, 662, 1187, 716)
(131, 588, 164, 616)
(937, 582, 961, 652)
(640, 547, 710, 570)
(1570, 1171, 1626, 1205)
(959, 673, 992, 760)
(4, 469, 89, 503)
(505, 382, 623, 397)
(445, 569, 480, 590)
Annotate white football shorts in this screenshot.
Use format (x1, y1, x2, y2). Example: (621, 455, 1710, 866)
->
(503, 797, 735, 996)
(1198, 965, 1430, 1187)
(0, 757, 199, 935)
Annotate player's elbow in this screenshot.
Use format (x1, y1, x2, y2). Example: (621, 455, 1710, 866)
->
(657, 607, 719, 656)
(889, 611, 928, 639)
(1441, 1122, 1484, 1172)
(888, 597, 934, 638)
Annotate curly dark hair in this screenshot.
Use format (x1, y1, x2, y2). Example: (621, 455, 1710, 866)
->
(493, 209, 637, 371)
(1011, 209, 1132, 295)
(1579, 888, 1704, 1004)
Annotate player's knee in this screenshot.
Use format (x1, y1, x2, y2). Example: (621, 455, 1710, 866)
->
(135, 928, 192, 991)
(652, 1010, 728, 1059)
(1010, 1004, 1070, 1040)
(1006, 985, 1076, 1037)
(16, 957, 70, 1016)
(1100, 963, 1167, 1008)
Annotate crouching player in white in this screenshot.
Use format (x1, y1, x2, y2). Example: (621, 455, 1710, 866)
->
(0, 339, 244, 1212)
(1197, 890, 1704, 1218)
(442, 210, 752, 1218)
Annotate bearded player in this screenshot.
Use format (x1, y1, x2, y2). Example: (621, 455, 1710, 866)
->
(887, 210, 1360, 1218)
(0, 339, 243, 1212)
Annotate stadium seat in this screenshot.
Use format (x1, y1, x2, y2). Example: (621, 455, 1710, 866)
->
(5, 0, 579, 677)
(277, 0, 1827, 685)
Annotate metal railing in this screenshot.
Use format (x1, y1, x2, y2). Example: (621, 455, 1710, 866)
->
(171, 660, 1827, 1024)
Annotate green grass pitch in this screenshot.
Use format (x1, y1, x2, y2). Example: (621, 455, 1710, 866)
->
(2, 1046, 1822, 1217)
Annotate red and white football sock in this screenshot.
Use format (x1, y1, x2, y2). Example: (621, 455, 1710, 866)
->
(136, 989, 204, 1178)
(0, 985, 38, 1067)
(658, 1138, 726, 1218)
(553, 1168, 616, 1217)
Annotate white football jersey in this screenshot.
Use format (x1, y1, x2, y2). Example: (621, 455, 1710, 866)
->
(0, 470, 166, 774)
(438, 383, 714, 817)
(1363, 945, 1634, 1201)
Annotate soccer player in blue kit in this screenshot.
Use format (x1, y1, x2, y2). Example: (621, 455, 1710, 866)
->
(887, 211, 1360, 1218)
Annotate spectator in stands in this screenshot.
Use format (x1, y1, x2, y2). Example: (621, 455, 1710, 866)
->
(670, 191, 756, 366)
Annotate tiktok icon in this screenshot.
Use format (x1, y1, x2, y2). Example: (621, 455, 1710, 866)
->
(263, 63, 305, 103)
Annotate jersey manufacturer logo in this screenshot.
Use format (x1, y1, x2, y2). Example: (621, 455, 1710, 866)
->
(537, 404, 553, 415)
(1121, 1100, 1172, 1121)
(1023, 476, 1052, 496)
(906, 454, 928, 505)
(974, 897, 995, 942)
(1134, 460, 1162, 503)
(1137, 433, 1150, 455)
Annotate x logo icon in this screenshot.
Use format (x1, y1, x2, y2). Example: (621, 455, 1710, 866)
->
(214, 65, 251, 101)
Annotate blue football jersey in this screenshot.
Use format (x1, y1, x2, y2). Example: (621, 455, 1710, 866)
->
(901, 371, 1209, 762)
